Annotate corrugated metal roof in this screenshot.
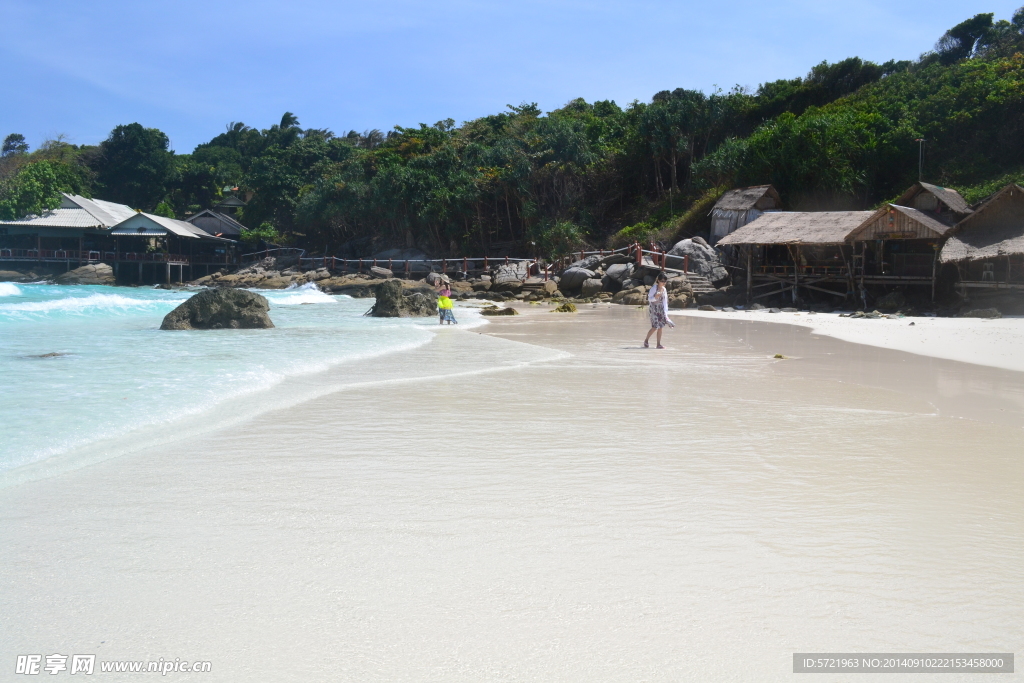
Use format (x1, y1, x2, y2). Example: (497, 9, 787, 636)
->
(717, 211, 874, 245)
(712, 185, 781, 212)
(111, 213, 201, 238)
(0, 193, 137, 230)
(186, 209, 246, 236)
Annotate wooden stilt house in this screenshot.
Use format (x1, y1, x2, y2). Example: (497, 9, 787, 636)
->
(709, 185, 782, 245)
(717, 211, 872, 302)
(939, 184, 1024, 292)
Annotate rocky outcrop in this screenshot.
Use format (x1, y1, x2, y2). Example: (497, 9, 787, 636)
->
(55, 263, 115, 286)
(559, 267, 595, 292)
(665, 237, 729, 285)
(964, 308, 1002, 319)
(481, 305, 518, 316)
(876, 290, 907, 312)
(613, 286, 647, 306)
(160, 288, 274, 330)
(580, 278, 604, 297)
(552, 302, 577, 313)
(368, 279, 437, 317)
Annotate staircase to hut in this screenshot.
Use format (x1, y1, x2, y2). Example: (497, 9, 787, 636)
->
(681, 272, 717, 294)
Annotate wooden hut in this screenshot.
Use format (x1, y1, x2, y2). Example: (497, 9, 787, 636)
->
(186, 209, 246, 239)
(846, 204, 954, 299)
(709, 185, 782, 245)
(939, 184, 1024, 292)
(718, 211, 872, 302)
(894, 182, 972, 225)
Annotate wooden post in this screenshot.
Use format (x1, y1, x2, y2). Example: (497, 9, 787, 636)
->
(405, 259, 410, 277)
(358, 258, 363, 273)
(463, 256, 468, 274)
(683, 254, 689, 273)
(484, 256, 489, 270)
(793, 246, 800, 303)
(931, 245, 939, 302)
(746, 248, 753, 301)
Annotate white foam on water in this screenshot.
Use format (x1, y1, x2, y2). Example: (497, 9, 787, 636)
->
(260, 282, 337, 305)
(0, 292, 187, 316)
(0, 282, 21, 296)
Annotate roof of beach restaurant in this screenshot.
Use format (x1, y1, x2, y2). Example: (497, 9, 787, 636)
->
(186, 209, 247, 237)
(0, 194, 137, 231)
(940, 184, 1024, 262)
(111, 213, 234, 241)
(716, 211, 874, 246)
(895, 182, 972, 216)
(711, 185, 781, 213)
(847, 204, 955, 241)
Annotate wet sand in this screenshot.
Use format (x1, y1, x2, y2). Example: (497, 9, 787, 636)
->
(2, 306, 1022, 681)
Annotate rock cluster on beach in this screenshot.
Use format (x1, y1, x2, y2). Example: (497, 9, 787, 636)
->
(368, 280, 437, 317)
(160, 288, 274, 330)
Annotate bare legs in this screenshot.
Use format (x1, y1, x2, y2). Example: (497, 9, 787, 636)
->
(644, 327, 664, 347)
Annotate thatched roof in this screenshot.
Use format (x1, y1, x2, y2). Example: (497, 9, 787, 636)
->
(940, 184, 1024, 262)
(848, 204, 954, 241)
(895, 182, 972, 216)
(717, 211, 874, 246)
(712, 185, 781, 212)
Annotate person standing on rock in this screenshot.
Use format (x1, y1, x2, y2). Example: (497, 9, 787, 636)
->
(436, 275, 457, 325)
(643, 272, 673, 348)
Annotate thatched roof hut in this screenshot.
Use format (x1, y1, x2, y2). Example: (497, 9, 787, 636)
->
(848, 204, 954, 242)
(717, 211, 874, 246)
(710, 185, 781, 245)
(895, 182, 971, 224)
(940, 184, 1024, 263)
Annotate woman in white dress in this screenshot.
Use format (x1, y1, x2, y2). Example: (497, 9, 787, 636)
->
(643, 272, 674, 349)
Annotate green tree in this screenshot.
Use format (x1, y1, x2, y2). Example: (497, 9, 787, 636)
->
(2, 134, 29, 157)
(0, 160, 89, 220)
(91, 123, 174, 210)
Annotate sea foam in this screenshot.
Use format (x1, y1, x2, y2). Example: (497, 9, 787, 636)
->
(0, 282, 21, 297)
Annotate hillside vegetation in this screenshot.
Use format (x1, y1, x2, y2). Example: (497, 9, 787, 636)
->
(3, 8, 1023, 257)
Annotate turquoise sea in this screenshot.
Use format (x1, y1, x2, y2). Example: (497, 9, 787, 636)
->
(0, 282, 475, 481)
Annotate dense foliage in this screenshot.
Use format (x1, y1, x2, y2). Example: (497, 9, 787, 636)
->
(3, 8, 1024, 256)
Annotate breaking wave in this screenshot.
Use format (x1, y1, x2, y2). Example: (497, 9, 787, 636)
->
(0, 283, 21, 297)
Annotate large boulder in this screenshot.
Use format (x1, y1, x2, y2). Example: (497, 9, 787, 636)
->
(568, 254, 602, 271)
(665, 237, 729, 285)
(369, 279, 437, 317)
(161, 288, 274, 330)
(580, 278, 604, 297)
(613, 286, 647, 305)
(55, 263, 115, 286)
(558, 267, 595, 292)
(491, 262, 529, 292)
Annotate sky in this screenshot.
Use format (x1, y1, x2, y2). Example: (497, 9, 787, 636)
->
(1, 0, 1020, 153)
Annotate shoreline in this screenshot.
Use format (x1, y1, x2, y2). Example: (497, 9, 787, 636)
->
(3, 303, 1023, 681)
(673, 307, 1024, 373)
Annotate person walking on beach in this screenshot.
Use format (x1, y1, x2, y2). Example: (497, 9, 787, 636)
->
(643, 272, 674, 348)
(435, 275, 457, 325)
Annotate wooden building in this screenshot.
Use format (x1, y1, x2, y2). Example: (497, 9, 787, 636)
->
(186, 209, 246, 239)
(110, 213, 236, 283)
(939, 184, 1024, 292)
(717, 211, 872, 302)
(894, 182, 972, 225)
(709, 185, 781, 245)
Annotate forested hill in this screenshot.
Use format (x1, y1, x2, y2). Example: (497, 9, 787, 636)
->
(3, 8, 1024, 258)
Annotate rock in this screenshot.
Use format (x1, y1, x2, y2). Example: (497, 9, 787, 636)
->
(665, 238, 729, 285)
(558, 267, 595, 292)
(695, 286, 735, 307)
(552, 302, 577, 313)
(599, 253, 631, 268)
(0, 269, 33, 282)
(160, 288, 274, 330)
(768, 308, 781, 313)
(964, 308, 1002, 319)
(54, 263, 115, 286)
(723, 307, 735, 312)
(668, 294, 691, 309)
(604, 263, 633, 284)
(369, 266, 393, 279)
(471, 280, 492, 291)
(697, 304, 718, 311)
(876, 290, 906, 312)
(480, 306, 518, 316)
(621, 277, 644, 290)
(612, 285, 646, 304)
(493, 261, 529, 285)
(750, 303, 765, 310)
(368, 280, 437, 317)
(568, 254, 602, 271)
(580, 278, 604, 297)
(781, 307, 797, 312)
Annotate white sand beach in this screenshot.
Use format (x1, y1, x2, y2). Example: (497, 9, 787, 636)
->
(2, 305, 1022, 682)
(678, 307, 1024, 372)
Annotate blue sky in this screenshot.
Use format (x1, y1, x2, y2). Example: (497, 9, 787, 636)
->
(1, 0, 1020, 153)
